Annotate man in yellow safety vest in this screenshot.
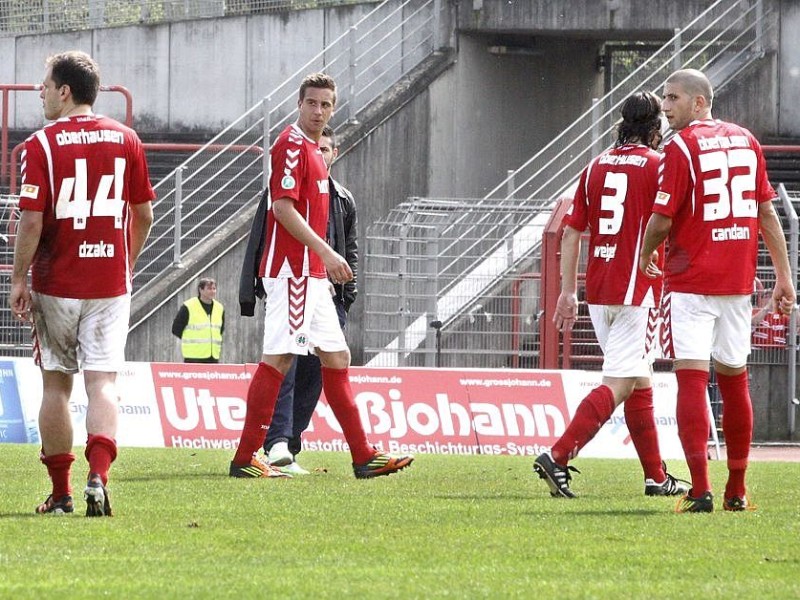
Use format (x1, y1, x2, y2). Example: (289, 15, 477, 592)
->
(172, 277, 225, 363)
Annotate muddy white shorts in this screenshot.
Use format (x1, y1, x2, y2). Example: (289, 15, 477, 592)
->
(261, 276, 348, 355)
(588, 304, 660, 379)
(661, 291, 751, 368)
(31, 292, 130, 374)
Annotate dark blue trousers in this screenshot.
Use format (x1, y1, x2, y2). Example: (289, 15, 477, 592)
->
(264, 301, 347, 457)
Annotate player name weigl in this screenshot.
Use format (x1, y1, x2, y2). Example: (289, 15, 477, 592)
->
(55, 129, 124, 146)
(78, 240, 115, 258)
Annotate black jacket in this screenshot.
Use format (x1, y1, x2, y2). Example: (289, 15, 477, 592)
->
(239, 176, 358, 316)
(329, 177, 358, 312)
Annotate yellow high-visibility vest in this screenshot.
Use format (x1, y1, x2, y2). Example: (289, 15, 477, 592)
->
(181, 297, 223, 360)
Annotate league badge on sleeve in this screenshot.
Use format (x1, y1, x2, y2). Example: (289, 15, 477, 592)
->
(655, 191, 670, 206)
(20, 184, 39, 199)
(281, 175, 296, 190)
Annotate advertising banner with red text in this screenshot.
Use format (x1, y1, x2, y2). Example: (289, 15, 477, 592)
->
(6, 359, 683, 459)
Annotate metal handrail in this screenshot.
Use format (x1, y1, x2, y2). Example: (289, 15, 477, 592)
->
(778, 184, 799, 437)
(365, 0, 775, 363)
(132, 0, 441, 300)
(490, 0, 770, 202)
(0, 83, 133, 186)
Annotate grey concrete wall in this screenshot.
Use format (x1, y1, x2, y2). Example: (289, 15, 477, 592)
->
(460, 0, 741, 40)
(7, 3, 376, 132)
(428, 34, 604, 197)
(126, 234, 266, 365)
(750, 364, 798, 442)
(778, 0, 800, 135)
(713, 56, 779, 139)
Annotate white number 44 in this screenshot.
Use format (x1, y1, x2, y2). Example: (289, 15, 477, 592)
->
(56, 157, 126, 230)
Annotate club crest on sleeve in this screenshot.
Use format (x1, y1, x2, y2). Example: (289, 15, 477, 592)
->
(281, 175, 296, 190)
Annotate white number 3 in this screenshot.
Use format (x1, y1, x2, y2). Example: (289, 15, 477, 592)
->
(56, 157, 126, 230)
(700, 149, 757, 221)
(599, 171, 627, 235)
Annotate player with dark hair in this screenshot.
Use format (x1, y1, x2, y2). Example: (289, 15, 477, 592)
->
(534, 91, 688, 499)
(11, 50, 155, 516)
(231, 73, 413, 479)
(263, 125, 359, 474)
(639, 69, 795, 512)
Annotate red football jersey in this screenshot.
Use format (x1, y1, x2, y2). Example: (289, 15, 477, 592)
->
(19, 114, 155, 299)
(260, 124, 329, 279)
(652, 119, 775, 295)
(564, 144, 663, 306)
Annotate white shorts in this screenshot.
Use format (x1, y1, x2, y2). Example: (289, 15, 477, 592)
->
(661, 291, 751, 368)
(261, 277, 348, 355)
(31, 292, 130, 374)
(588, 304, 659, 379)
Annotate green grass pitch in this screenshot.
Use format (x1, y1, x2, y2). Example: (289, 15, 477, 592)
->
(1, 445, 798, 599)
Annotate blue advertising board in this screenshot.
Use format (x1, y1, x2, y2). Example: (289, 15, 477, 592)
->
(0, 360, 39, 444)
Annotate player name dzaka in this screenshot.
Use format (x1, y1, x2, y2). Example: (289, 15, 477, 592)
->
(79, 240, 115, 258)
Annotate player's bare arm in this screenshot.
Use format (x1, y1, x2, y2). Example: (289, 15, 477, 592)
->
(272, 197, 353, 283)
(758, 200, 797, 315)
(9, 210, 43, 322)
(128, 201, 154, 271)
(639, 213, 671, 278)
(554, 226, 581, 332)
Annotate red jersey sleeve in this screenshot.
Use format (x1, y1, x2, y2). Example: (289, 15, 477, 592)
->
(269, 132, 306, 203)
(563, 165, 590, 232)
(18, 135, 51, 212)
(652, 139, 692, 218)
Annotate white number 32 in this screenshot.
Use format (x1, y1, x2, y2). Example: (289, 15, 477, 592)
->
(700, 149, 757, 221)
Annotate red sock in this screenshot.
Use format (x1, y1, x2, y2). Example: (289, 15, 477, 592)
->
(321, 366, 374, 464)
(717, 370, 752, 499)
(233, 362, 283, 464)
(84, 434, 117, 486)
(551, 385, 616, 466)
(40, 452, 75, 499)
(675, 369, 711, 496)
(624, 388, 665, 482)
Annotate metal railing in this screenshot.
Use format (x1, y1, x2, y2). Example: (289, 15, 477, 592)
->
(488, 0, 773, 203)
(364, 197, 549, 367)
(363, 0, 776, 366)
(0, 0, 378, 37)
(132, 0, 443, 298)
(778, 184, 799, 436)
(0, 194, 29, 356)
(1, 83, 133, 189)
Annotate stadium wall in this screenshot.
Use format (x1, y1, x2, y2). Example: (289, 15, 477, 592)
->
(0, 3, 378, 131)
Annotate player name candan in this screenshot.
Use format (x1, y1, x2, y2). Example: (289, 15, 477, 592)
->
(711, 223, 750, 241)
(55, 128, 124, 146)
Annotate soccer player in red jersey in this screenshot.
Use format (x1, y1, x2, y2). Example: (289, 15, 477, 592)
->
(10, 51, 155, 516)
(639, 69, 796, 512)
(534, 91, 689, 499)
(230, 73, 413, 479)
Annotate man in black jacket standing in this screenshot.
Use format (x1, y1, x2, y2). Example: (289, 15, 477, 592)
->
(262, 125, 358, 474)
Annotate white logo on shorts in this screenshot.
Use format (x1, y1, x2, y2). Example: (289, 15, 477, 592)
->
(295, 333, 308, 347)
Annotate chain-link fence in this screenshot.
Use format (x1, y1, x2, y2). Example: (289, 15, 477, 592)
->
(0, 0, 376, 36)
(363, 197, 550, 369)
